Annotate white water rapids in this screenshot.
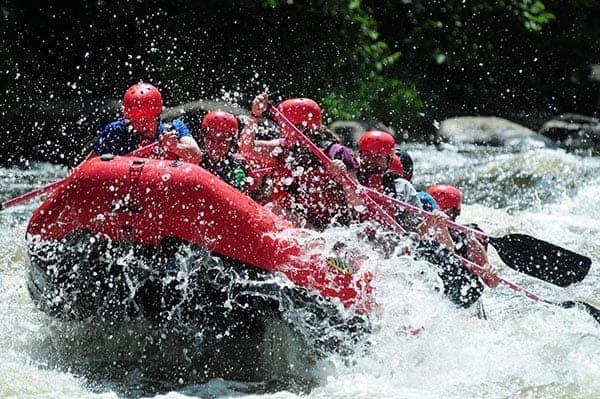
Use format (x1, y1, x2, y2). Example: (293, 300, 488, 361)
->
(1, 144, 600, 398)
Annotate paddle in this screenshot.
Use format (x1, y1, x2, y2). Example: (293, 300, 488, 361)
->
(363, 187, 591, 287)
(1, 142, 160, 211)
(268, 106, 402, 229)
(268, 108, 600, 324)
(458, 250, 600, 324)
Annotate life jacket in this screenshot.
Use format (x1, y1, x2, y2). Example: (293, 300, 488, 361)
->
(200, 153, 248, 192)
(122, 119, 179, 160)
(358, 170, 383, 192)
(269, 142, 357, 230)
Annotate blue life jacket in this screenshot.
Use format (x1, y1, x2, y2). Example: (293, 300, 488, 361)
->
(417, 191, 439, 212)
(92, 118, 191, 156)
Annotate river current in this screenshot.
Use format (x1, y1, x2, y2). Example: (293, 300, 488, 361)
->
(1, 143, 599, 398)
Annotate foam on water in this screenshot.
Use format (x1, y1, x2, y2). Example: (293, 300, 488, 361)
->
(2, 144, 600, 398)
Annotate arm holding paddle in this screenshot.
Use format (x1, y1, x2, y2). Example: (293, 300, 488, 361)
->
(270, 105, 600, 323)
(411, 206, 499, 287)
(159, 130, 201, 164)
(364, 186, 591, 287)
(238, 93, 281, 162)
(416, 209, 466, 256)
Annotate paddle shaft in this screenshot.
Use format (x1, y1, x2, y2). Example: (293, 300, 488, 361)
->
(461, 258, 600, 322)
(363, 185, 488, 241)
(268, 105, 600, 323)
(1, 142, 160, 210)
(268, 106, 403, 230)
(1, 180, 64, 210)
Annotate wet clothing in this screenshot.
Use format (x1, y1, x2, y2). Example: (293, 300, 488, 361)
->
(200, 154, 248, 192)
(357, 170, 383, 192)
(416, 191, 439, 212)
(359, 230, 485, 309)
(447, 224, 490, 317)
(415, 240, 484, 308)
(327, 143, 359, 171)
(92, 118, 191, 156)
(449, 223, 489, 260)
(265, 141, 360, 230)
(382, 173, 422, 209)
(381, 172, 423, 230)
(379, 172, 485, 309)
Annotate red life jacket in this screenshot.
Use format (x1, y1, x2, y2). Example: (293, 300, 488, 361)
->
(249, 145, 354, 229)
(360, 172, 383, 192)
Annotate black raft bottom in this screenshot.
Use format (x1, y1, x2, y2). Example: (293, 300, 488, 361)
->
(27, 230, 369, 357)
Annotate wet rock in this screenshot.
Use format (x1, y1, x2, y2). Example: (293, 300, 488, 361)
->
(437, 116, 554, 149)
(538, 113, 600, 154)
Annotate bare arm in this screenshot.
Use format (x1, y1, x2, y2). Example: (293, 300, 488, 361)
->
(238, 93, 280, 166)
(239, 116, 259, 156)
(161, 133, 201, 164)
(175, 135, 201, 164)
(415, 210, 455, 251)
(239, 93, 270, 153)
(328, 159, 370, 218)
(467, 237, 499, 288)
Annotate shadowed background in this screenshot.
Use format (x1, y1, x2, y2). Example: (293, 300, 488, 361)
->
(1, 0, 599, 165)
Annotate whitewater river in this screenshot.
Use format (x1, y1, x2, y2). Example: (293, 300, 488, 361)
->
(1, 143, 600, 399)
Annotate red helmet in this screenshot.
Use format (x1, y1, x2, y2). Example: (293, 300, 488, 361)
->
(357, 130, 395, 156)
(427, 184, 462, 210)
(276, 98, 322, 129)
(123, 83, 163, 120)
(388, 154, 404, 176)
(200, 111, 239, 137)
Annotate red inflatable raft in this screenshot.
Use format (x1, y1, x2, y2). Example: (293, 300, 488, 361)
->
(26, 154, 374, 325)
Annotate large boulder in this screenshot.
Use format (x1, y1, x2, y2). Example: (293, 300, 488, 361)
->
(538, 113, 600, 154)
(437, 116, 554, 149)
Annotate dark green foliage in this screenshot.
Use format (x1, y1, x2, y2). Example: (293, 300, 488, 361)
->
(322, 75, 423, 129)
(1, 0, 600, 163)
(368, 0, 600, 129)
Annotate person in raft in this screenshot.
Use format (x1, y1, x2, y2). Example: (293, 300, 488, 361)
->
(383, 153, 425, 210)
(427, 184, 499, 319)
(238, 93, 362, 230)
(87, 82, 201, 164)
(426, 184, 500, 289)
(346, 130, 486, 310)
(388, 147, 438, 211)
(353, 131, 448, 242)
(197, 111, 249, 192)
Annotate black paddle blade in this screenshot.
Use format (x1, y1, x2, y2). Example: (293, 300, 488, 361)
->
(556, 300, 600, 325)
(489, 233, 591, 287)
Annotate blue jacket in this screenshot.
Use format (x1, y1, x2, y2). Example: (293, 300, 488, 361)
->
(92, 118, 191, 156)
(417, 191, 439, 212)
